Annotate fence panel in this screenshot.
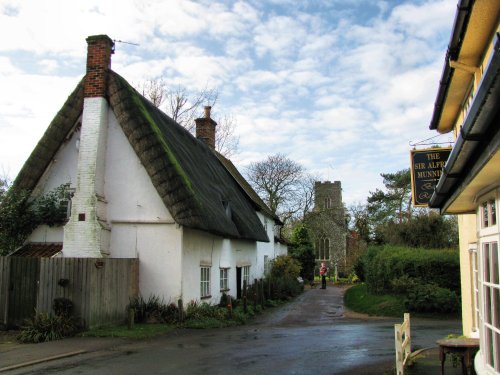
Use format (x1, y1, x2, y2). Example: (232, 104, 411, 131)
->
(7, 257, 39, 327)
(0, 257, 139, 329)
(0, 257, 10, 327)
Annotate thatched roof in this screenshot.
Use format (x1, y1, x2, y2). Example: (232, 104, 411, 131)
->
(13, 71, 270, 243)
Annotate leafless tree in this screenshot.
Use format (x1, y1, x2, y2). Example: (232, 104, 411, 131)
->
(215, 113, 240, 158)
(138, 79, 239, 157)
(246, 154, 305, 224)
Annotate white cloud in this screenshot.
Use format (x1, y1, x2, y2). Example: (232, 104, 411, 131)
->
(0, 0, 459, 206)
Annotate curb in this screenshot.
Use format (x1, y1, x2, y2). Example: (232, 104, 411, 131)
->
(0, 350, 86, 373)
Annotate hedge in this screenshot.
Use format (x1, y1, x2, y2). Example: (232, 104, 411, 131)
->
(364, 245, 460, 295)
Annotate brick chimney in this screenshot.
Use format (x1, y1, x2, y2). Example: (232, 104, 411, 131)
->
(84, 35, 114, 98)
(195, 106, 217, 149)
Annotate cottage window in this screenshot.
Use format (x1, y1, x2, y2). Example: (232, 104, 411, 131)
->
(264, 255, 270, 276)
(220, 268, 229, 291)
(243, 265, 250, 287)
(201, 267, 211, 298)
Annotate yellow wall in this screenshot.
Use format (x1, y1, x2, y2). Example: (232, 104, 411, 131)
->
(458, 213, 478, 337)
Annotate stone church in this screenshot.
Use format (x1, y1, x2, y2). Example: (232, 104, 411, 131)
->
(305, 181, 347, 278)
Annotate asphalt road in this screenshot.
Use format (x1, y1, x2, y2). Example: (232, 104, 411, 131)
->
(8, 285, 462, 375)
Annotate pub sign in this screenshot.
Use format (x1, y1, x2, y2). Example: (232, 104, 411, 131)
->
(410, 147, 452, 207)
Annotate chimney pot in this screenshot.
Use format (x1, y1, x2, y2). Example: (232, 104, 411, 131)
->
(195, 107, 217, 149)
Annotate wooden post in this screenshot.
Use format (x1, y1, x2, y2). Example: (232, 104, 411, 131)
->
(253, 279, 258, 309)
(127, 307, 135, 330)
(259, 278, 265, 309)
(243, 280, 248, 313)
(394, 313, 411, 375)
(227, 296, 233, 319)
(178, 299, 184, 322)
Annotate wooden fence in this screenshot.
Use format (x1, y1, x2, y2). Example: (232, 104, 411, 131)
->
(0, 257, 139, 329)
(394, 313, 411, 375)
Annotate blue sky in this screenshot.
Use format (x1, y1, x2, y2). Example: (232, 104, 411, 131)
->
(0, 0, 457, 205)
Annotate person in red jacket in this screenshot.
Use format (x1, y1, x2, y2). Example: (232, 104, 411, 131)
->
(320, 262, 328, 289)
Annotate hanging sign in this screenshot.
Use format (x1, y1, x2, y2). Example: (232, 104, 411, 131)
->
(410, 147, 452, 207)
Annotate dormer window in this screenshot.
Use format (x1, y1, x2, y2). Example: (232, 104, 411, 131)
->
(222, 199, 231, 219)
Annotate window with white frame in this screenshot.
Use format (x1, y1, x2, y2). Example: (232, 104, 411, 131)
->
(243, 265, 250, 287)
(220, 268, 229, 291)
(482, 200, 497, 228)
(480, 241, 500, 371)
(470, 244, 479, 335)
(264, 255, 270, 275)
(201, 267, 211, 298)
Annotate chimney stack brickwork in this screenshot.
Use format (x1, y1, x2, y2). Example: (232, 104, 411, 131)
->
(63, 35, 113, 258)
(84, 35, 114, 98)
(195, 106, 217, 149)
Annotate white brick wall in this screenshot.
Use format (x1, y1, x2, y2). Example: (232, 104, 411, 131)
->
(63, 97, 109, 257)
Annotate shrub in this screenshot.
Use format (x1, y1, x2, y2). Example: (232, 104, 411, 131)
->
(270, 255, 301, 280)
(53, 298, 73, 317)
(405, 283, 459, 313)
(128, 295, 179, 323)
(17, 312, 80, 343)
(364, 245, 460, 295)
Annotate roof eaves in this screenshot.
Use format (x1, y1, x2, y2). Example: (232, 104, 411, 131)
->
(429, 0, 474, 132)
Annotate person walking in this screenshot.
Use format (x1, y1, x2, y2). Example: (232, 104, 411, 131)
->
(320, 262, 328, 289)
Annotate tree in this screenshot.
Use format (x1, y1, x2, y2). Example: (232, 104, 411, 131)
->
(367, 169, 412, 225)
(138, 79, 239, 157)
(289, 223, 315, 281)
(347, 203, 370, 243)
(246, 154, 304, 224)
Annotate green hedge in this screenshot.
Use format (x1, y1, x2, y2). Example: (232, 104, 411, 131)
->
(364, 245, 460, 294)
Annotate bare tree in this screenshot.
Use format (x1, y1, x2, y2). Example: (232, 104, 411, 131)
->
(215, 113, 240, 159)
(246, 154, 305, 223)
(138, 79, 239, 157)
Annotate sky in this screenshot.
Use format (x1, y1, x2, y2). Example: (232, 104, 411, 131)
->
(0, 0, 457, 205)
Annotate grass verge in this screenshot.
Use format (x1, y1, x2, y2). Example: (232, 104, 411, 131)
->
(344, 283, 405, 317)
(81, 323, 174, 339)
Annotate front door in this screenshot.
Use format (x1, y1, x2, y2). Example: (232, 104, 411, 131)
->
(236, 267, 242, 299)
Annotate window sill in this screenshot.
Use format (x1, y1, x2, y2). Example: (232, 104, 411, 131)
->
(220, 288, 230, 292)
(201, 295, 212, 300)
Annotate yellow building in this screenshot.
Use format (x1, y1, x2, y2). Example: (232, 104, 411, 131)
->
(428, 0, 500, 373)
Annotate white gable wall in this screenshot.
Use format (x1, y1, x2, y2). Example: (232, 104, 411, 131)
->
(27, 122, 80, 244)
(105, 109, 183, 301)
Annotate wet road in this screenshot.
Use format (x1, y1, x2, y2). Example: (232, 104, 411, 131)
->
(12, 286, 462, 374)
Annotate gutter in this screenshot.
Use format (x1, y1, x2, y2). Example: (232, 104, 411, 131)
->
(429, 33, 500, 211)
(429, 0, 474, 131)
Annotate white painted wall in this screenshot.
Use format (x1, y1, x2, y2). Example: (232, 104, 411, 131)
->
(63, 97, 109, 257)
(104, 111, 174, 223)
(104, 109, 181, 301)
(181, 225, 285, 304)
(27, 121, 80, 245)
(111, 223, 182, 302)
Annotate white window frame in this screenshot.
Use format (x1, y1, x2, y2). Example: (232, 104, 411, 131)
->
(220, 268, 229, 291)
(470, 243, 480, 336)
(201, 266, 211, 298)
(264, 255, 270, 276)
(243, 265, 250, 287)
(477, 191, 500, 373)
